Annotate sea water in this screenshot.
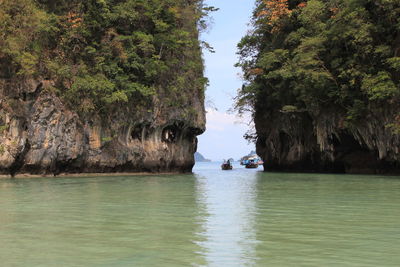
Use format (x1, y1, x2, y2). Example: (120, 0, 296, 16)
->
(0, 162, 399, 266)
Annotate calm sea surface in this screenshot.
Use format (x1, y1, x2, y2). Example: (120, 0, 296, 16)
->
(1, 162, 400, 266)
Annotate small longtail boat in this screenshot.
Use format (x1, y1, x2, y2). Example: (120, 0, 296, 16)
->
(221, 163, 233, 170)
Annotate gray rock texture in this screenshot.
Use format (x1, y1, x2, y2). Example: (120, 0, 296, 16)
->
(255, 104, 400, 174)
(0, 79, 205, 176)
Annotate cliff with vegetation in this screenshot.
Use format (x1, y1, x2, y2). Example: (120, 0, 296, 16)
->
(0, 0, 211, 176)
(236, 0, 400, 174)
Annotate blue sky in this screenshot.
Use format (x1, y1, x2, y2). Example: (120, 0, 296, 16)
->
(197, 0, 255, 161)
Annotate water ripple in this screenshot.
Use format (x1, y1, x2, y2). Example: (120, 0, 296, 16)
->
(0, 163, 400, 266)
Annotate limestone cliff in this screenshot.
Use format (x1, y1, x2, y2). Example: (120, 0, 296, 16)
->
(0, 77, 205, 176)
(236, 0, 400, 174)
(255, 104, 400, 174)
(0, 0, 207, 176)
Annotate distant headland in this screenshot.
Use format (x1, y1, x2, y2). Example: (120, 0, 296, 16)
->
(194, 152, 211, 162)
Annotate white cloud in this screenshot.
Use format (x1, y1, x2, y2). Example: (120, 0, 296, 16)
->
(198, 109, 254, 161)
(205, 109, 251, 132)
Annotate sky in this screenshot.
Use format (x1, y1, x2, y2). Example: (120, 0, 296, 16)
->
(197, 0, 255, 161)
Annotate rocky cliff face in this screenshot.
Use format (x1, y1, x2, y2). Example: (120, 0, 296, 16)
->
(0, 78, 205, 176)
(255, 104, 400, 174)
(0, 0, 208, 176)
(236, 0, 400, 174)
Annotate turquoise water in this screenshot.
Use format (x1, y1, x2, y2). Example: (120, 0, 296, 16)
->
(1, 162, 400, 266)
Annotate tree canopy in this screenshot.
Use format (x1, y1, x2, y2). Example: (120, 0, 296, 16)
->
(236, 0, 400, 134)
(1, 0, 214, 115)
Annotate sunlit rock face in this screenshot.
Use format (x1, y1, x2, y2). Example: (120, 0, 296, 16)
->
(255, 104, 400, 174)
(0, 80, 205, 176)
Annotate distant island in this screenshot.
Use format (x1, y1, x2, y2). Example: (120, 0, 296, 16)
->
(194, 152, 211, 162)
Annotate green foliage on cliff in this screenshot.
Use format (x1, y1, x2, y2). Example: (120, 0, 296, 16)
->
(0, 125, 8, 133)
(1, 0, 212, 114)
(236, 0, 400, 132)
(0, 144, 4, 156)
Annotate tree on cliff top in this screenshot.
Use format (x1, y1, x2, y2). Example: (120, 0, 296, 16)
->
(236, 0, 400, 136)
(1, 0, 216, 117)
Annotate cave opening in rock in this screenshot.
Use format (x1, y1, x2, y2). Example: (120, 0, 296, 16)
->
(131, 125, 143, 141)
(22, 122, 28, 131)
(330, 132, 378, 172)
(331, 133, 368, 156)
(162, 125, 179, 143)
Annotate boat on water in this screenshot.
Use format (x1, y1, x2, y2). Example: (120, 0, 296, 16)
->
(221, 163, 233, 170)
(245, 162, 258, 168)
(221, 160, 233, 170)
(240, 154, 263, 166)
(241, 153, 263, 169)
